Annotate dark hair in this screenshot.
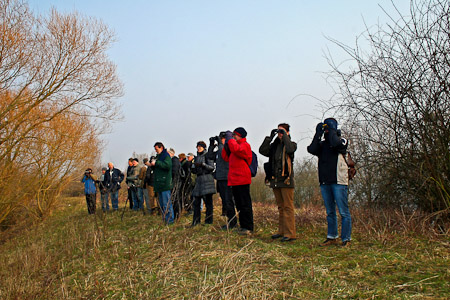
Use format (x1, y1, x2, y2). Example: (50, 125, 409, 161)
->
(197, 141, 207, 148)
(278, 123, 290, 132)
(154, 142, 164, 149)
(128, 157, 134, 162)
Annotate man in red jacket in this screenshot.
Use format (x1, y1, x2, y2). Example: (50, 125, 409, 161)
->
(222, 127, 254, 235)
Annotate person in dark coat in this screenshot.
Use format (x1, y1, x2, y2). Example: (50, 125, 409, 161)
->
(126, 158, 134, 210)
(168, 148, 182, 219)
(307, 117, 352, 247)
(150, 142, 174, 224)
(103, 162, 124, 211)
(191, 141, 216, 226)
(259, 123, 297, 241)
(208, 131, 237, 230)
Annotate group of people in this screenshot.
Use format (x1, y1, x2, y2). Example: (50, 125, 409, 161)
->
(81, 119, 353, 246)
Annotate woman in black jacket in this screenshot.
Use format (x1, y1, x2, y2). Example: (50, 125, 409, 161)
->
(191, 141, 216, 226)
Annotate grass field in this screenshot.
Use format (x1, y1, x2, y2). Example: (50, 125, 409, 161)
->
(0, 196, 449, 299)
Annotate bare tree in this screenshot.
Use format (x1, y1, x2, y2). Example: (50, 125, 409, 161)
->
(327, 0, 450, 215)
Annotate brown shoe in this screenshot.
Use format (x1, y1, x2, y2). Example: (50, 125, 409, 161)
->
(341, 240, 351, 247)
(319, 238, 338, 247)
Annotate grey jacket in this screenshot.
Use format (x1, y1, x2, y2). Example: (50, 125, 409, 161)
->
(207, 140, 229, 181)
(192, 151, 216, 197)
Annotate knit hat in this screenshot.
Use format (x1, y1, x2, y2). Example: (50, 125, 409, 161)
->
(219, 131, 227, 138)
(324, 118, 338, 130)
(133, 158, 139, 162)
(233, 127, 247, 138)
(187, 153, 195, 157)
(197, 141, 207, 148)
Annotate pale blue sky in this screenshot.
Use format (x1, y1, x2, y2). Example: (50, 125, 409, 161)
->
(29, 0, 410, 169)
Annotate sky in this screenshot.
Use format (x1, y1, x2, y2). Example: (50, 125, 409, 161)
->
(28, 0, 411, 170)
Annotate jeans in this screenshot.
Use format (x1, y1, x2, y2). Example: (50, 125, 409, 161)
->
(135, 187, 145, 211)
(100, 192, 109, 211)
(109, 191, 119, 210)
(141, 187, 151, 213)
(158, 190, 174, 224)
(320, 184, 352, 242)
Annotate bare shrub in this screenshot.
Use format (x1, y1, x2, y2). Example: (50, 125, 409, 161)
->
(327, 0, 450, 215)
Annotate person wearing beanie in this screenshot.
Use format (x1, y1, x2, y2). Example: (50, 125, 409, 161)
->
(190, 141, 216, 226)
(259, 123, 297, 242)
(222, 127, 254, 235)
(307, 117, 352, 247)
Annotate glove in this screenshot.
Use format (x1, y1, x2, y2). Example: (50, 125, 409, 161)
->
(194, 162, 203, 167)
(278, 128, 286, 135)
(209, 136, 216, 144)
(315, 123, 324, 136)
(225, 130, 233, 142)
(270, 129, 278, 138)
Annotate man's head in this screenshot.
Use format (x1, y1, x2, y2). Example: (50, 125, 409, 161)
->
(154, 142, 164, 154)
(187, 153, 194, 161)
(168, 148, 175, 157)
(179, 153, 186, 161)
(219, 131, 227, 144)
(108, 162, 114, 170)
(133, 158, 139, 166)
(143, 158, 149, 165)
(277, 123, 290, 139)
(128, 158, 133, 166)
(101, 167, 107, 174)
(233, 127, 247, 141)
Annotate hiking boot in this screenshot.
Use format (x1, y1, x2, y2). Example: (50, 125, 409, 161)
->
(281, 237, 296, 242)
(319, 238, 338, 247)
(341, 240, 351, 247)
(271, 234, 283, 239)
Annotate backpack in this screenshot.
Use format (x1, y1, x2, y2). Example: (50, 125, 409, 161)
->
(248, 151, 258, 177)
(342, 152, 356, 180)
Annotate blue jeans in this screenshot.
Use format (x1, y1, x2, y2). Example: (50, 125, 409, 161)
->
(320, 184, 352, 242)
(109, 191, 119, 210)
(135, 188, 144, 210)
(142, 187, 151, 213)
(101, 192, 109, 211)
(158, 190, 174, 224)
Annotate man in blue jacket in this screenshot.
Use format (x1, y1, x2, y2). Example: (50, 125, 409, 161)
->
(307, 118, 352, 247)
